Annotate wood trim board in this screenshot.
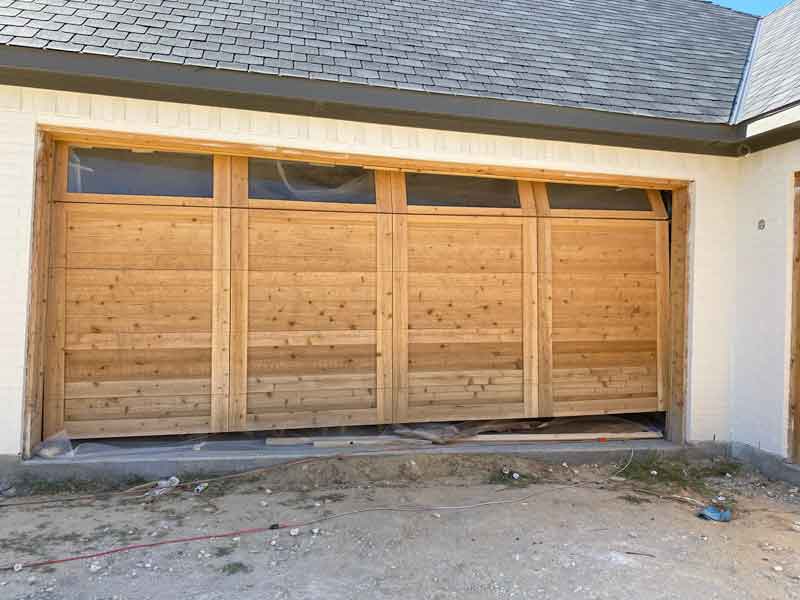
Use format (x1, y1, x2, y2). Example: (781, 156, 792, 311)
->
(41, 125, 691, 190)
(791, 175, 800, 461)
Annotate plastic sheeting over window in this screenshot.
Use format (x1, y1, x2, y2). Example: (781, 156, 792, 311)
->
(547, 183, 652, 211)
(405, 173, 520, 208)
(67, 147, 214, 197)
(248, 158, 376, 204)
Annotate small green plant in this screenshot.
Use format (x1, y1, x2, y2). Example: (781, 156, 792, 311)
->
(621, 454, 742, 500)
(618, 493, 652, 505)
(487, 468, 537, 488)
(222, 561, 253, 576)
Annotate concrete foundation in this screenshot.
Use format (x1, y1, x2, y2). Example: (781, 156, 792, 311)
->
(0, 439, 730, 485)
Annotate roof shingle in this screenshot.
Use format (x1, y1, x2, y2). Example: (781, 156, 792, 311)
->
(0, 0, 761, 123)
(737, 0, 800, 122)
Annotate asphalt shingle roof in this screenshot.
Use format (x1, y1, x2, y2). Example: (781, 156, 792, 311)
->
(737, 0, 800, 122)
(0, 0, 762, 123)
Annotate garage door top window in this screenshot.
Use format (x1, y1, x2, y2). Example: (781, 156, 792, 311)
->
(67, 147, 214, 197)
(405, 172, 520, 208)
(248, 158, 376, 204)
(546, 183, 652, 211)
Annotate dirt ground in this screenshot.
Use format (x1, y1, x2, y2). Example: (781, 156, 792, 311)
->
(2, 452, 800, 599)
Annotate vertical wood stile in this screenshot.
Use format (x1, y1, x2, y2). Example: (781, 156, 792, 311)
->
(229, 156, 249, 429)
(376, 213, 394, 422)
(43, 200, 66, 438)
(375, 172, 394, 422)
(656, 220, 671, 411)
(518, 181, 537, 217)
(392, 170, 407, 214)
(211, 156, 232, 432)
(392, 172, 409, 421)
(537, 219, 554, 417)
(532, 182, 550, 217)
(523, 218, 539, 416)
(668, 186, 690, 443)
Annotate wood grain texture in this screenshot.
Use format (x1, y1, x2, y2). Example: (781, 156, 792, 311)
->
(376, 213, 393, 423)
(656, 220, 670, 411)
(668, 186, 691, 444)
(523, 219, 539, 417)
(210, 156, 232, 432)
(35, 134, 679, 440)
(540, 217, 664, 416)
(49, 202, 218, 438)
(537, 219, 554, 417)
(793, 176, 800, 460)
(401, 214, 527, 423)
(44, 126, 689, 189)
(24, 132, 54, 454)
(241, 205, 385, 430)
(229, 156, 249, 429)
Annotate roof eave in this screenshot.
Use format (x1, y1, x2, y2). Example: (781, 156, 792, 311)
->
(0, 45, 754, 157)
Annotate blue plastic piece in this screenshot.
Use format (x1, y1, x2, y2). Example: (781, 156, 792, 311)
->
(697, 505, 732, 522)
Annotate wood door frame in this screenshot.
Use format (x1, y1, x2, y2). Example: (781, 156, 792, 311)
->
(790, 174, 800, 461)
(22, 126, 693, 456)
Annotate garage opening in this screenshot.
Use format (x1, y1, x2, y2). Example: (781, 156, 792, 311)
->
(28, 134, 686, 449)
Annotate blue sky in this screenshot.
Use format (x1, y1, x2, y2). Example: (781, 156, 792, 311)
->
(714, 0, 789, 15)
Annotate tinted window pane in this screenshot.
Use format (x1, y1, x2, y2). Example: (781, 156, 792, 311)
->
(547, 183, 652, 211)
(406, 173, 519, 208)
(68, 147, 213, 197)
(248, 158, 375, 204)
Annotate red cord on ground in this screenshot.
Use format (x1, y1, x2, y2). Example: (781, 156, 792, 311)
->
(1, 523, 291, 572)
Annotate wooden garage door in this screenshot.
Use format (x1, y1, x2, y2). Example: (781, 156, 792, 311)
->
(392, 174, 539, 423)
(44, 147, 231, 438)
(394, 214, 537, 422)
(537, 198, 669, 416)
(226, 158, 393, 431)
(41, 142, 672, 440)
(229, 209, 392, 430)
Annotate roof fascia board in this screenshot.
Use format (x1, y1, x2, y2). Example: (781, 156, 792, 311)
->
(743, 100, 800, 136)
(0, 46, 749, 156)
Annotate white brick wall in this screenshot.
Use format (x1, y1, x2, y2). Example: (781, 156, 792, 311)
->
(732, 139, 800, 456)
(0, 83, 771, 456)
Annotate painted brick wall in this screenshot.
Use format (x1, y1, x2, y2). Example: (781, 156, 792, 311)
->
(732, 139, 800, 457)
(0, 84, 747, 456)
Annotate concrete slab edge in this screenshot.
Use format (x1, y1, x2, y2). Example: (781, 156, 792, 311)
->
(0, 439, 732, 485)
(730, 441, 800, 486)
